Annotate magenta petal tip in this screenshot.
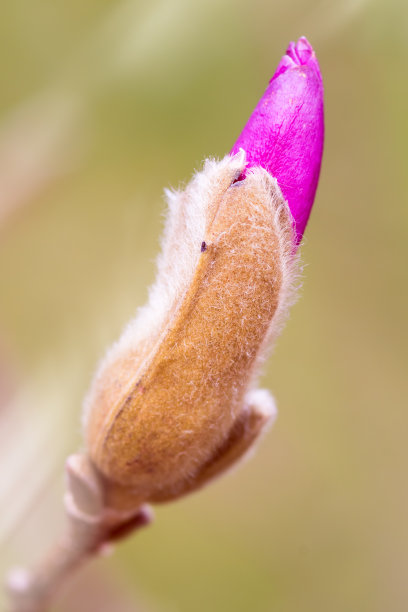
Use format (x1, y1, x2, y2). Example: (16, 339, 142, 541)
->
(231, 36, 324, 244)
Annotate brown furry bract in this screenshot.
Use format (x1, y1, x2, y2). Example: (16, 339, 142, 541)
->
(84, 153, 297, 513)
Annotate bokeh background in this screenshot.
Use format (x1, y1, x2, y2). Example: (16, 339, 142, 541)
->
(1, 0, 407, 610)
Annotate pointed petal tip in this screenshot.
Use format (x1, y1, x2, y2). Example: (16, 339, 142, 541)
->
(287, 36, 314, 66)
(272, 36, 322, 84)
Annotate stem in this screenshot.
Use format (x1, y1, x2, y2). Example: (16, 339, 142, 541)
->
(6, 454, 152, 612)
(7, 522, 102, 612)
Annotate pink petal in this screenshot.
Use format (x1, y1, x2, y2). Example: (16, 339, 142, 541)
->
(231, 36, 324, 244)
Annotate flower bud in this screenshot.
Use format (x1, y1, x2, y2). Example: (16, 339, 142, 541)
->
(6, 43, 325, 612)
(83, 39, 324, 514)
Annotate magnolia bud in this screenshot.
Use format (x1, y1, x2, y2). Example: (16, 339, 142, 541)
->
(83, 37, 324, 514)
(7, 38, 325, 612)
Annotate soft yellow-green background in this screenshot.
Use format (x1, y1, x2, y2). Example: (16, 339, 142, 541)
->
(1, 1, 407, 611)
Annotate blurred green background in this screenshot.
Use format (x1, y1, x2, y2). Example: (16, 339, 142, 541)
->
(0, 0, 407, 610)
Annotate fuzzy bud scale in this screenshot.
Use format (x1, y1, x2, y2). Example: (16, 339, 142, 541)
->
(84, 153, 296, 512)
